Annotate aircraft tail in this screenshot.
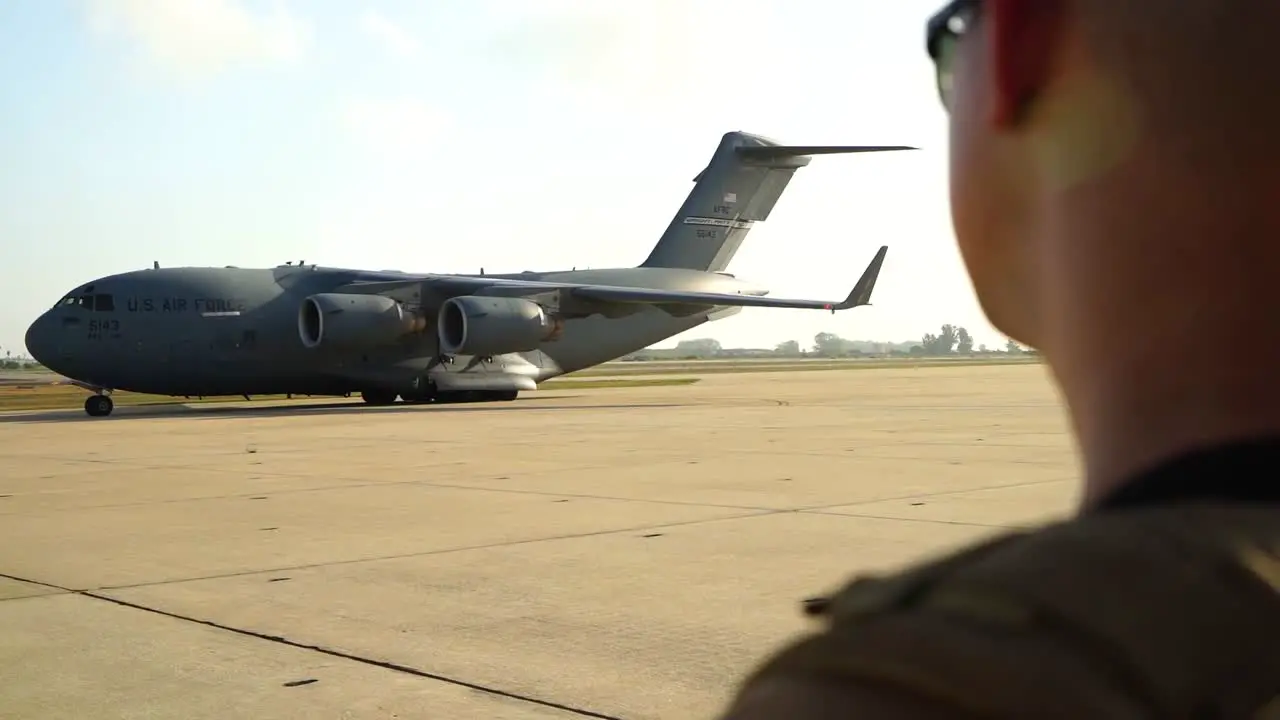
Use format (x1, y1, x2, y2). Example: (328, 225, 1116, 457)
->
(639, 131, 914, 272)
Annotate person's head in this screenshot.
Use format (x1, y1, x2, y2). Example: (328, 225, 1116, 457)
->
(926, 0, 1280, 352)
(927, 0, 1280, 498)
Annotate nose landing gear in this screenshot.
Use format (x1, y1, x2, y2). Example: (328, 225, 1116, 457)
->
(67, 380, 115, 417)
(84, 394, 114, 417)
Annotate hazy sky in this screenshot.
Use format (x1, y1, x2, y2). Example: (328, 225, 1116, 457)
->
(0, 0, 1004, 356)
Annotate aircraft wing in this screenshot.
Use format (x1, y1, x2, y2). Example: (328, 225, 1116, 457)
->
(344, 246, 887, 314)
(571, 245, 887, 312)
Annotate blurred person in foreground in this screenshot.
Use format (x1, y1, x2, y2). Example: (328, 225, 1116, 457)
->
(716, 0, 1280, 717)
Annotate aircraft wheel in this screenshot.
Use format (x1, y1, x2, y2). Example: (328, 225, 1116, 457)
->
(493, 390, 519, 402)
(360, 389, 399, 406)
(436, 390, 493, 403)
(85, 395, 114, 417)
(400, 383, 437, 404)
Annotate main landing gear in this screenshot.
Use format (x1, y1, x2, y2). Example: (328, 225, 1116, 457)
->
(424, 389, 519, 404)
(360, 389, 399, 406)
(359, 388, 519, 406)
(432, 389, 519, 403)
(84, 394, 114, 417)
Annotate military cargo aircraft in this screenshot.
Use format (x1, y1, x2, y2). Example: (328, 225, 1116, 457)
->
(24, 131, 906, 417)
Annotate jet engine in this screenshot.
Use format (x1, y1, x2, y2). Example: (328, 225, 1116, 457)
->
(298, 293, 423, 350)
(437, 296, 562, 356)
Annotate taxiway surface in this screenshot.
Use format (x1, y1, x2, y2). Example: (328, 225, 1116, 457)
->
(0, 364, 1077, 719)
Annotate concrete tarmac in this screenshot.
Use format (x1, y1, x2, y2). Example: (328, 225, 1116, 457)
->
(0, 364, 1078, 719)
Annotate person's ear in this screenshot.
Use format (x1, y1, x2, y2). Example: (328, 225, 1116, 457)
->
(987, 0, 1067, 128)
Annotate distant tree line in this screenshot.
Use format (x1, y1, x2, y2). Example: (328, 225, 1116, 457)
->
(623, 325, 1036, 361)
(0, 348, 42, 371)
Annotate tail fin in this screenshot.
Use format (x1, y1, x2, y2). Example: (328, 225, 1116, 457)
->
(639, 131, 915, 272)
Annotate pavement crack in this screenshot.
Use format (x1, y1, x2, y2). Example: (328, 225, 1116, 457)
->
(0, 464, 773, 517)
(90, 510, 781, 592)
(791, 476, 1073, 513)
(803, 511, 1026, 530)
(0, 572, 622, 720)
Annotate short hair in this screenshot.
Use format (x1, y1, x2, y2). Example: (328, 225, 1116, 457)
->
(1080, 0, 1280, 134)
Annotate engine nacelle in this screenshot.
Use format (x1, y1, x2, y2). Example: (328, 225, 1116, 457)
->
(298, 293, 421, 350)
(438, 296, 562, 356)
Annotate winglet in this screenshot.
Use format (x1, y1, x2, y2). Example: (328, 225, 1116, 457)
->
(832, 245, 888, 313)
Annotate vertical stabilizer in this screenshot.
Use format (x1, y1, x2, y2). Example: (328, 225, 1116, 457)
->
(639, 131, 914, 272)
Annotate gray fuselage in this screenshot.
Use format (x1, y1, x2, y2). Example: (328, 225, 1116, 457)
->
(24, 263, 750, 397)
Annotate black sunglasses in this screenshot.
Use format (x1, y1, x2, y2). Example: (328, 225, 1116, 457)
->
(926, 0, 981, 109)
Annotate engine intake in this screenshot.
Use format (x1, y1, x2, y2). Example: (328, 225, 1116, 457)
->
(298, 293, 422, 350)
(438, 296, 562, 356)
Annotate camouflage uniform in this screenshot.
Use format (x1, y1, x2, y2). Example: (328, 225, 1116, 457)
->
(719, 443, 1280, 718)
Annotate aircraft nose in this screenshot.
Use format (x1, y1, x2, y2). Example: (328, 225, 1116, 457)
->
(24, 313, 55, 367)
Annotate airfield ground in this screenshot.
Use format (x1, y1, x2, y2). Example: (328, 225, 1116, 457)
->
(0, 362, 1077, 720)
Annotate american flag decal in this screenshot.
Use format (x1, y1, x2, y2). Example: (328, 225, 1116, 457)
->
(723, 193, 737, 203)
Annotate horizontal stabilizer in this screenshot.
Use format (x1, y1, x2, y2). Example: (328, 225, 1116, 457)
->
(738, 145, 917, 160)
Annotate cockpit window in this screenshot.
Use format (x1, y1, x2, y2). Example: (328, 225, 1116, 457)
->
(57, 294, 106, 310)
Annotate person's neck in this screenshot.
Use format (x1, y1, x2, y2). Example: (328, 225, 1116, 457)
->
(1037, 176, 1280, 511)
(1064, 346, 1280, 509)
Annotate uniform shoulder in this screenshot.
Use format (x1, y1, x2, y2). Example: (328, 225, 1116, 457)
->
(720, 505, 1280, 719)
